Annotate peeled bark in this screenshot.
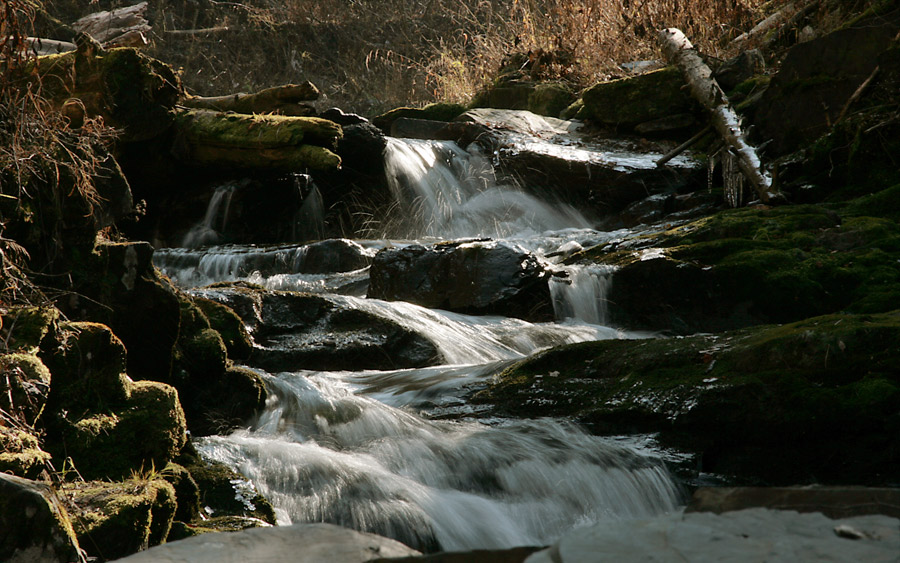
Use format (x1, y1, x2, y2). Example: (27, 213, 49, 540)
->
(181, 83, 320, 116)
(172, 109, 342, 171)
(659, 28, 775, 203)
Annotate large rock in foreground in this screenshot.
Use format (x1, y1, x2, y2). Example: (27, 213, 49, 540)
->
(368, 240, 558, 322)
(0, 473, 82, 563)
(477, 311, 900, 485)
(116, 522, 420, 562)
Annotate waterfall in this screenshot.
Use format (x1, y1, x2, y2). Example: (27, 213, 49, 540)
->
(197, 370, 683, 552)
(181, 184, 237, 248)
(291, 174, 326, 242)
(382, 138, 592, 239)
(550, 264, 616, 325)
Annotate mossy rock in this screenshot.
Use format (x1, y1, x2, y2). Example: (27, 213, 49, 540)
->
(528, 82, 575, 118)
(64, 240, 182, 384)
(573, 204, 900, 333)
(176, 294, 228, 379)
(30, 47, 181, 142)
(580, 67, 698, 130)
(41, 322, 131, 417)
(180, 455, 276, 525)
(0, 352, 52, 426)
(477, 310, 900, 484)
(0, 307, 59, 353)
(0, 473, 82, 562)
(0, 427, 52, 478)
(193, 297, 253, 360)
(53, 379, 187, 481)
(66, 478, 176, 561)
(178, 365, 267, 437)
(162, 462, 201, 523)
(371, 102, 467, 133)
(469, 80, 533, 112)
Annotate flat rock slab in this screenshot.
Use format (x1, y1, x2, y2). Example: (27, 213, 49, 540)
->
(688, 487, 900, 520)
(115, 523, 419, 562)
(523, 508, 900, 563)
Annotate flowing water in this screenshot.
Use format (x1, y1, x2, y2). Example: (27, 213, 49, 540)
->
(154, 135, 685, 552)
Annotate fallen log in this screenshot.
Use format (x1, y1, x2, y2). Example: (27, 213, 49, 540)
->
(730, 0, 816, 50)
(72, 1, 151, 47)
(25, 37, 76, 56)
(659, 28, 775, 203)
(181, 82, 320, 116)
(172, 109, 342, 171)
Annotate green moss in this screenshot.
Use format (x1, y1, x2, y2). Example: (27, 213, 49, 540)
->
(184, 457, 277, 524)
(477, 311, 900, 483)
(843, 184, 900, 221)
(193, 297, 252, 360)
(1, 307, 59, 353)
(176, 109, 342, 150)
(55, 379, 187, 481)
(0, 427, 52, 478)
(528, 82, 575, 117)
(67, 478, 176, 561)
(580, 67, 697, 128)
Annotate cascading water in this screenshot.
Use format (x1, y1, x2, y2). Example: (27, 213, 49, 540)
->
(181, 184, 237, 248)
(155, 130, 686, 553)
(550, 264, 616, 325)
(382, 138, 592, 240)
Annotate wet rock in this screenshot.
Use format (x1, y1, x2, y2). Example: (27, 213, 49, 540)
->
(177, 447, 277, 525)
(454, 108, 700, 218)
(194, 285, 442, 371)
(368, 240, 558, 322)
(192, 297, 253, 361)
(66, 240, 181, 383)
(579, 67, 699, 131)
(477, 310, 900, 484)
(64, 478, 176, 561)
(754, 12, 900, 155)
(177, 365, 267, 437)
(116, 522, 420, 562)
(0, 473, 83, 563)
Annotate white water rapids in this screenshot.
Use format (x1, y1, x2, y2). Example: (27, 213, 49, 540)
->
(154, 135, 684, 552)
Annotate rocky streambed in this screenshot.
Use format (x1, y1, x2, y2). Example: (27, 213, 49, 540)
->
(3, 3, 900, 562)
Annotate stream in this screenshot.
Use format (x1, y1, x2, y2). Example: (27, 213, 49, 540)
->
(153, 132, 689, 552)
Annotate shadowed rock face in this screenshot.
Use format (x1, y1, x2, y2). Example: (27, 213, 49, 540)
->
(0, 473, 82, 563)
(368, 240, 558, 322)
(194, 285, 443, 372)
(754, 11, 900, 156)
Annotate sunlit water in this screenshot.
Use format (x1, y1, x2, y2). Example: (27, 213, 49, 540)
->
(156, 135, 685, 552)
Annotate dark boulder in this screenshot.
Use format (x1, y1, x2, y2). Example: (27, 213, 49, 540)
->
(754, 10, 900, 156)
(194, 285, 442, 371)
(0, 473, 83, 563)
(368, 240, 558, 322)
(477, 311, 900, 485)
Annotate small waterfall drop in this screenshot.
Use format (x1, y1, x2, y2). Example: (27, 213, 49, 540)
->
(291, 174, 326, 242)
(198, 370, 683, 552)
(382, 138, 592, 239)
(181, 184, 237, 248)
(550, 264, 615, 325)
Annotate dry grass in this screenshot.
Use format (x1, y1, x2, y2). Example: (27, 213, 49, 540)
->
(127, 0, 769, 115)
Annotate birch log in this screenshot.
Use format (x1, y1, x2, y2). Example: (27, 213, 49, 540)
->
(72, 1, 151, 47)
(659, 28, 775, 203)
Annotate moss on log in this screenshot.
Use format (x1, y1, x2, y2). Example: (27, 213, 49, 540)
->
(173, 109, 342, 171)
